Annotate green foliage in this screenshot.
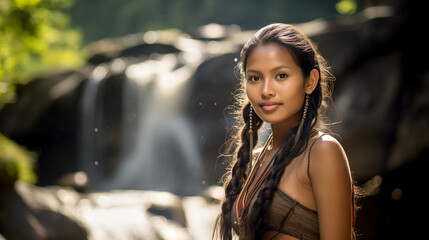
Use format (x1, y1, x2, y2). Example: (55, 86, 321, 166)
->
(0, 133, 37, 185)
(0, 0, 84, 186)
(0, 0, 84, 109)
(336, 0, 358, 15)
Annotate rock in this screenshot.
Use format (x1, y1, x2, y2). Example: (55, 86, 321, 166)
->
(182, 195, 220, 240)
(0, 69, 89, 186)
(0, 181, 88, 240)
(307, 3, 429, 181)
(186, 52, 241, 186)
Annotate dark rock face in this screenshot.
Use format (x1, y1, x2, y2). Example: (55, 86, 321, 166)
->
(312, 4, 429, 181)
(0, 70, 88, 186)
(186, 52, 241, 184)
(0, 183, 88, 240)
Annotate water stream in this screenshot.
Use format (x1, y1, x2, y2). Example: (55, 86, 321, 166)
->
(79, 34, 208, 195)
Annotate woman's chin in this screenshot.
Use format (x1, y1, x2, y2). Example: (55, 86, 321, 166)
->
(258, 117, 281, 125)
(258, 116, 301, 128)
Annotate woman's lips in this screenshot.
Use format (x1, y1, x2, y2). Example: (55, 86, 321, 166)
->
(260, 101, 281, 111)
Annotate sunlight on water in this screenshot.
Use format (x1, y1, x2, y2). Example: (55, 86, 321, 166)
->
(144, 31, 159, 44)
(91, 65, 108, 81)
(174, 35, 205, 60)
(126, 60, 157, 85)
(198, 23, 226, 39)
(111, 58, 127, 73)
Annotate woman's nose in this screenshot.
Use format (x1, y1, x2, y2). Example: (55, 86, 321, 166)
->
(261, 80, 275, 98)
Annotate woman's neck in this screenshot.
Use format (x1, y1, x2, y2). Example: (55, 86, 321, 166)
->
(270, 121, 298, 151)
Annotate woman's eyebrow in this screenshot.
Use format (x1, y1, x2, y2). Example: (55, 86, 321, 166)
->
(246, 65, 290, 74)
(270, 65, 290, 72)
(246, 69, 260, 74)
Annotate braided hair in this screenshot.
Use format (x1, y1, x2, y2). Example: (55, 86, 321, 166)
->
(214, 23, 335, 240)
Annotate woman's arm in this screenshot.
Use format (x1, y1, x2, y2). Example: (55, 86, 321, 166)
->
(309, 135, 353, 240)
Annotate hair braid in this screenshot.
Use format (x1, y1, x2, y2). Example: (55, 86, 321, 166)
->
(214, 102, 263, 240)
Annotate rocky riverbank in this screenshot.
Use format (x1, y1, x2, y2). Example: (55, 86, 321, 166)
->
(0, 179, 222, 240)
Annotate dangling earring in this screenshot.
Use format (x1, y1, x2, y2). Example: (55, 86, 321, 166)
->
(248, 104, 254, 173)
(295, 94, 309, 143)
(303, 94, 310, 121)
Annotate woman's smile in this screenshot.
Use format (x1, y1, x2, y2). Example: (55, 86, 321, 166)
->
(260, 101, 282, 111)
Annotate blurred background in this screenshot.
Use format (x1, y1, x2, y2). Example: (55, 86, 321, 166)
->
(0, 0, 427, 239)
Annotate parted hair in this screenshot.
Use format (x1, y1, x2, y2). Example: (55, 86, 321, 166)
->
(213, 23, 336, 240)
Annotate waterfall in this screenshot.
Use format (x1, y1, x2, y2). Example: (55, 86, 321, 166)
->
(110, 53, 204, 195)
(80, 35, 207, 195)
(80, 64, 109, 188)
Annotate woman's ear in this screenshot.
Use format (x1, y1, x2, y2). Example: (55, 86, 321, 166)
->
(305, 68, 319, 94)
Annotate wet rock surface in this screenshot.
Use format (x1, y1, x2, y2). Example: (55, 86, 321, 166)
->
(0, 181, 221, 240)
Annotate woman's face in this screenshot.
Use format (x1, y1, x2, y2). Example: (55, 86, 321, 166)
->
(245, 43, 313, 127)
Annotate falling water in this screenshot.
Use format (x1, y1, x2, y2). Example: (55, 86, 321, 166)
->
(80, 34, 208, 195)
(80, 64, 109, 187)
(109, 52, 204, 195)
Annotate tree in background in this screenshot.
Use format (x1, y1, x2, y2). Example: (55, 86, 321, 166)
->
(0, 0, 84, 109)
(0, 0, 84, 185)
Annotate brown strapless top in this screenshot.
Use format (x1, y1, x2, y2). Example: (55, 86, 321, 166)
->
(231, 134, 325, 240)
(232, 187, 319, 240)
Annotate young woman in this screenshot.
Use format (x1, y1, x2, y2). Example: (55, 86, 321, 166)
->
(214, 23, 356, 240)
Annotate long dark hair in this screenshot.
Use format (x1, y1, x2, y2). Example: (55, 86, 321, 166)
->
(213, 23, 337, 239)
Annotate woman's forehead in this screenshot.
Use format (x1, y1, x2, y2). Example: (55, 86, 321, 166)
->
(246, 43, 299, 71)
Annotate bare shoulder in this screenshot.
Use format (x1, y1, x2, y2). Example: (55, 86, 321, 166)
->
(309, 134, 353, 239)
(309, 133, 351, 178)
(311, 134, 346, 160)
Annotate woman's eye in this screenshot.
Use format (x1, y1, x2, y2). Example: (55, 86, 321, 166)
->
(249, 76, 260, 82)
(277, 73, 288, 79)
